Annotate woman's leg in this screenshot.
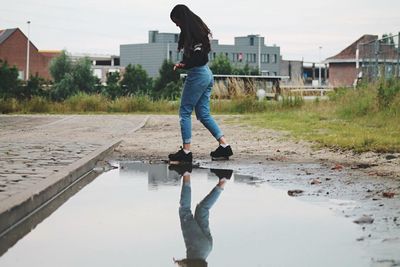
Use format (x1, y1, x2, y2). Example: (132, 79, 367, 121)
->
(180, 76, 208, 146)
(194, 79, 224, 142)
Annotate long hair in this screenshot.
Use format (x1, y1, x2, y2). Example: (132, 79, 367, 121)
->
(170, 4, 212, 56)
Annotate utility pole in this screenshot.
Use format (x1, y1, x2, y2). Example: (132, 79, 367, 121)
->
(26, 20, 31, 81)
(318, 46, 322, 86)
(167, 42, 170, 61)
(258, 35, 261, 75)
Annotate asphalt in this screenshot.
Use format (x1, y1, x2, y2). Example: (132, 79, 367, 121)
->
(0, 114, 148, 234)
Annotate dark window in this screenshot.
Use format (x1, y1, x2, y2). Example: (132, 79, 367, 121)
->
(250, 37, 254, 46)
(95, 60, 111, 66)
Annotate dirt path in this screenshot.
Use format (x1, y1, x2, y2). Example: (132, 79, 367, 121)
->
(115, 115, 400, 179)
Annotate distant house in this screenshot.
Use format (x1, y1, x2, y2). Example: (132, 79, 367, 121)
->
(280, 59, 328, 85)
(325, 35, 378, 87)
(0, 28, 61, 80)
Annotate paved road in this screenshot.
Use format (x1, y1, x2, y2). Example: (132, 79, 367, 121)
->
(0, 115, 148, 204)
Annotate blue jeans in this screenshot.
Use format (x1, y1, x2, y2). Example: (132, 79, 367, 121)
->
(179, 181, 223, 259)
(180, 65, 224, 144)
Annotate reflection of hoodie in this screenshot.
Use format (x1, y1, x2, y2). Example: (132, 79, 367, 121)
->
(179, 183, 223, 260)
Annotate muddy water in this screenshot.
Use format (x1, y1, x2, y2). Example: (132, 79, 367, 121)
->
(0, 162, 370, 267)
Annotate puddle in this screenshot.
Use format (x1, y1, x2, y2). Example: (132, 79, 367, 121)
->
(0, 162, 370, 266)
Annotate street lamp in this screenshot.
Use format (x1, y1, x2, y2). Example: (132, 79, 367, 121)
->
(26, 21, 31, 81)
(258, 34, 261, 75)
(318, 46, 322, 86)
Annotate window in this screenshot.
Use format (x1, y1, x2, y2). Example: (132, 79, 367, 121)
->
(261, 54, 269, 63)
(18, 71, 24, 80)
(273, 54, 277, 63)
(232, 53, 236, 62)
(250, 37, 254, 46)
(238, 53, 243, 62)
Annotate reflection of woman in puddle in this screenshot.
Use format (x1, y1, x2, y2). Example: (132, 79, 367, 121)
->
(172, 167, 232, 267)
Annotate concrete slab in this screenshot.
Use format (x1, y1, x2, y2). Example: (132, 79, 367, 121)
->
(0, 115, 148, 234)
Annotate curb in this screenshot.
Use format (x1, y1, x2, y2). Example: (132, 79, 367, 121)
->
(0, 139, 120, 235)
(0, 115, 149, 235)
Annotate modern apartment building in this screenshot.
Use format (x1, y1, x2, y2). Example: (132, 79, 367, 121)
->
(120, 31, 281, 77)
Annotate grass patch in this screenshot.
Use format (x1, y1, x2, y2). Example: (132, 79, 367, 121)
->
(244, 80, 400, 153)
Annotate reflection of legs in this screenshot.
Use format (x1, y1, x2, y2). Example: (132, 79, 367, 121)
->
(194, 186, 223, 237)
(179, 181, 193, 222)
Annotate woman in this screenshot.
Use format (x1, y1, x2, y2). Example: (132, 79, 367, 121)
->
(168, 4, 233, 164)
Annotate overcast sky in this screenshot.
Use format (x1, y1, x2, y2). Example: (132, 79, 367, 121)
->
(1, 0, 399, 62)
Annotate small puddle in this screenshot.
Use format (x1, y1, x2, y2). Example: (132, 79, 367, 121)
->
(0, 162, 369, 266)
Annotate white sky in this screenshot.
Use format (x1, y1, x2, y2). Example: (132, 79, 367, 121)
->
(1, 0, 399, 62)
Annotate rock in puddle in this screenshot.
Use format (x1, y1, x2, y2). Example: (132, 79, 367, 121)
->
(331, 164, 344, 171)
(354, 215, 374, 224)
(288, 189, 304, 197)
(382, 192, 396, 198)
(357, 163, 378, 169)
(310, 178, 321, 185)
(385, 155, 397, 160)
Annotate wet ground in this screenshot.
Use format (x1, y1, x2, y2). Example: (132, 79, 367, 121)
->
(1, 161, 398, 266)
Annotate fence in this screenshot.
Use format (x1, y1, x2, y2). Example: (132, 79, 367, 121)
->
(358, 33, 400, 82)
(180, 74, 289, 99)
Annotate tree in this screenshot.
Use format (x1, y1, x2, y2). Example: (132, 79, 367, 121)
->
(233, 64, 259, 75)
(153, 59, 182, 99)
(210, 54, 233, 74)
(0, 60, 21, 98)
(19, 74, 47, 99)
(49, 51, 100, 100)
(381, 33, 395, 45)
(49, 50, 72, 83)
(120, 64, 152, 96)
(103, 71, 121, 99)
(72, 57, 99, 94)
(51, 73, 77, 101)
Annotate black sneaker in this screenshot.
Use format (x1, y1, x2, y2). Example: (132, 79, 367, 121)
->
(210, 145, 233, 160)
(169, 164, 193, 176)
(168, 147, 193, 164)
(210, 168, 233, 179)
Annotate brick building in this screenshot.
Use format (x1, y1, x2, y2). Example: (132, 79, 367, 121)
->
(325, 35, 378, 87)
(0, 28, 60, 80)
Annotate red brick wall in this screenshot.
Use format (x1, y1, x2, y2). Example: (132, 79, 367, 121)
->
(0, 29, 58, 80)
(329, 63, 358, 87)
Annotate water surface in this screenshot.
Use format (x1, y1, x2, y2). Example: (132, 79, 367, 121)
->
(0, 162, 369, 267)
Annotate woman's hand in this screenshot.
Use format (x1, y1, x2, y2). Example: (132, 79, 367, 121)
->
(173, 63, 185, 71)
